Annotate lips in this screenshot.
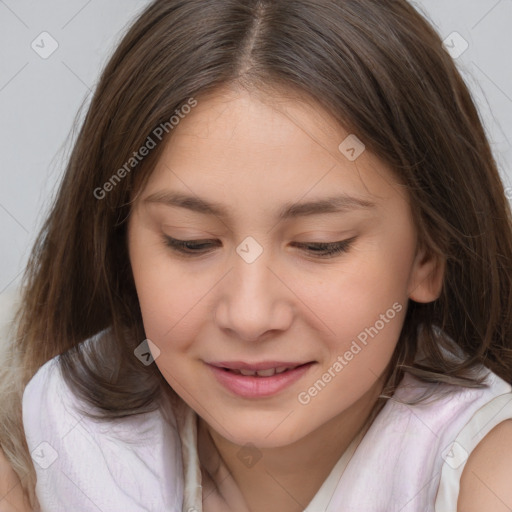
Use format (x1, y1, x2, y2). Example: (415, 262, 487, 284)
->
(207, 361, 315, 398)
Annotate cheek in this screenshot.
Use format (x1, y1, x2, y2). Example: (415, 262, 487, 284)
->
(314, 254, 410, 336)
(304, 242, 412, 378)
(129, 236, 222, 362)
(133, 266, 204, 346)
(129, 228, 192, 342)
(297, 276, 407, 417)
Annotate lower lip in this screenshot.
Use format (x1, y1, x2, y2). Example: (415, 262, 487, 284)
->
(208, 363, 314, 398)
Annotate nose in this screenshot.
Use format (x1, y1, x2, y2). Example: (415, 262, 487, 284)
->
(213, 247, 294, 342)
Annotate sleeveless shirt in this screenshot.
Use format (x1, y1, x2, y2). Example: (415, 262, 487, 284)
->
(22, 345, 512, 511)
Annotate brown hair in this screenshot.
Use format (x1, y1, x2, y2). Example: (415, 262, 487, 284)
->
(2, 0, 512, 507)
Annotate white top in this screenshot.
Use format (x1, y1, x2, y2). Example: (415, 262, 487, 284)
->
(22, 346, 512, 512)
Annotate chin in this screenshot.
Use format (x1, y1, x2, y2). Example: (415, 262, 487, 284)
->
(212, 414, 310, 449)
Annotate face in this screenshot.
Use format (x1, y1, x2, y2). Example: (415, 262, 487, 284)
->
(127, 84, 442, 448)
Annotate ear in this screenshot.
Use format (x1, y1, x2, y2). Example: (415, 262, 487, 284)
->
(408, 244, 445, 303)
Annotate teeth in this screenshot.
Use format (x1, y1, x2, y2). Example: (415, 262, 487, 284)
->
(239, 369, 257, 376)
(256, 368, 276, 377)
(234, 366, 294, 377)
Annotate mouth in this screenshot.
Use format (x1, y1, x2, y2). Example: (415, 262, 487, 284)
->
(207, 361, 315, 398)
(218, 363, 309, 377)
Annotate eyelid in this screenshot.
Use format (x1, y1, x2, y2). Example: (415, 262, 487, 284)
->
(162, 235, 357, 258)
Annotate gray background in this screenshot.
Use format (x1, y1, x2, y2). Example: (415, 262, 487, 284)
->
(1, 0, 511, 296)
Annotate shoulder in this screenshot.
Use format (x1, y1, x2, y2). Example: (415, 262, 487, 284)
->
(22, 356, 77, 440)
(0, 447, 31, 512)
(458, 419, 512, 512)
(21, 353, 185, 511)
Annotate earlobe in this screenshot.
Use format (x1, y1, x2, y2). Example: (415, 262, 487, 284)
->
(408, 246, 446, 303)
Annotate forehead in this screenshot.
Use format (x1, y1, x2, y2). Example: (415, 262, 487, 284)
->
(173, 84, 340, 140)
(140, 85, 406, 215)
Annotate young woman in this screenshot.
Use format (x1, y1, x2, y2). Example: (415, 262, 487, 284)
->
(2, 0, 512, 510)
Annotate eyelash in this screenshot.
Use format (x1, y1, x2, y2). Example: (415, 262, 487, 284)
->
(162, 236, 356, 258)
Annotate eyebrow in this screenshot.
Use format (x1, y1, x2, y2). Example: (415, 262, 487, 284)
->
(143, 191, 376, 220)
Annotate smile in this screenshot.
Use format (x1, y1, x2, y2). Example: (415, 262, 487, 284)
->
(225, 365, 300, 377)
(207, 361, 315, 398)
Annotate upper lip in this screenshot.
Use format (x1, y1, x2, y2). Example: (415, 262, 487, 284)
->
(208, 361, 312, 371)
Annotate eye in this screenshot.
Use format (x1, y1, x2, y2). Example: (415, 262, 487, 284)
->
(163, 236, 219, 255)
(290, 236, 357, 258)
(163, 236, 356, 258)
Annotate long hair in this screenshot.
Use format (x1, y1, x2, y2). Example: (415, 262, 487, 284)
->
(2, 0, 512, 507)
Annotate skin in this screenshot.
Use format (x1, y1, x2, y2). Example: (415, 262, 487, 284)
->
(458, 419, 512, 512)
(0, 447, 31, 512)
(127, 83, 444, 511)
